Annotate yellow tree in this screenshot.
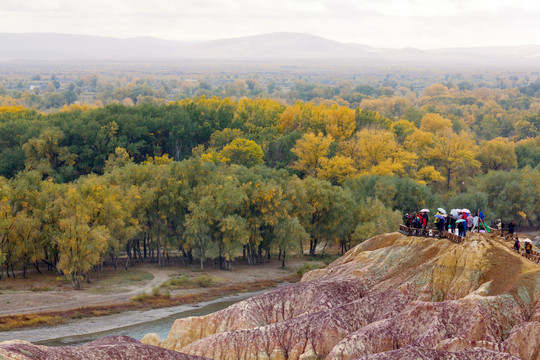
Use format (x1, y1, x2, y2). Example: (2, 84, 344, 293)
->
(10, 211, 41, 278)
(477, 137, 517, 172)
(420, 113, 453, 135)
(342, 129, 417, 176)
(78, 175, 140, 270)
(404, 129, 434, 156)
(54, 185, 110, 289)
(318, 156, 357, 185)
(218, 138, 265, 167)
(416, 166, 445, 186)
(425, 130, 481, 189)
(291, 132, 333, 177)
(279, 102, 327, 134)
(324, 104, 356, 140)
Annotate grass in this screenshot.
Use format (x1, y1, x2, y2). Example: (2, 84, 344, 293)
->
(130, 287, 171, 303)
(296, 253, 341, 276)
(30, 286, 53, 292)
(296, 262, 325, 276)
(0, 314, 62, 331)
(87, 269, 154, 294)
(160, 274, 225, 290)
(304, 253, 341, 265)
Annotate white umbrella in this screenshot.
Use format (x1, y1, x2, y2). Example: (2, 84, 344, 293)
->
(450, 209, 459, 219)
(522, 238, 532, 243)
(419, 209, 430, 213)
(462, 208, 471, 214)
(437, 208, 446, 214)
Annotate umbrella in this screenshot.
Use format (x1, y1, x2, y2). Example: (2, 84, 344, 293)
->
(434, 214, 445, 220)
(456, 219, 466, 223)
(419, 209, 430, 213)
(450, 209, 459, 219)
(437, 208, 446, 214)
(522, 238, 532, 243)
(462, 208, 471, 214)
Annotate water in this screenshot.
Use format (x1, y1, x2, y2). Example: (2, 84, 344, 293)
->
(35, 299, 240, 347)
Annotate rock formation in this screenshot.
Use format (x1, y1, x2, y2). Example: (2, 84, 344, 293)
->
(0, 336, 208, 360)
(145, 232, 540, 360)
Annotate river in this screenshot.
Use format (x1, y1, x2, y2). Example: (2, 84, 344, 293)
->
(0, 290, 267, 346)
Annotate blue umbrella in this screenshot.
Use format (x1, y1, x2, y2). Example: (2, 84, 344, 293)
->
(435, 214, 445, 220)
(456, 219, 466, 223)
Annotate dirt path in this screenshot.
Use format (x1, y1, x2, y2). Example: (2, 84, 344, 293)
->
(0, 259, 306, 317)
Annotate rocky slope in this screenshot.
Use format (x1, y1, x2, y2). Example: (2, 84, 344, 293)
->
(143, 232, 540, 360)
(0, 336, 208, 360)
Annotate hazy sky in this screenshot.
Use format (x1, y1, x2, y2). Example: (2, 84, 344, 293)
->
(0, 0, 538, 48)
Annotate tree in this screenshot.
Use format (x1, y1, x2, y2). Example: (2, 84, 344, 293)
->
(420, 113, 453, 135)
(218, 138, 264, 167)
(515, 137, 540, 168)
(290, 132, 333, 177)
(425, 130, 481, 189)
(392, 119, 416, 144)
(23, 127, 76, 182)
(10, 211, 41, 278)
(477, 137, 517, 172)
(273, 216, 307, 267)
(342, 129, 417, 176)
(54, 185, 110, 289)
(324, 105, 356, 140)
(318, 156, 357, 185)
(352, 199, 402, 245)
(302, 177, 355, 256)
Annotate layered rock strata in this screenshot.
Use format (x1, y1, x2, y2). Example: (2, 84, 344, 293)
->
(0, 336, 208, 360)
(145, 232, 540, 360)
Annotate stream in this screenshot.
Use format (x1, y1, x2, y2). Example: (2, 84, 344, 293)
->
(37, 299, 239, 347)
(0, 289, 270, 346)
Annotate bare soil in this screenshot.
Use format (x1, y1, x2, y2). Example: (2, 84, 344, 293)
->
(0, 258, 309, 317)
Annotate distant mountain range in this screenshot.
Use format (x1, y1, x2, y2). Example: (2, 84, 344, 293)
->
(1, 32, 539, 66)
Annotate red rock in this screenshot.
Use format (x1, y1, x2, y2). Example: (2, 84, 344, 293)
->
(352, 347, 521, 359)
(0, 336, 208, 360)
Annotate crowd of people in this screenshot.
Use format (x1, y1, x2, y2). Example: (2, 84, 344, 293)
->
(402, 208, 517, 238)
(403, 208, 537, 257)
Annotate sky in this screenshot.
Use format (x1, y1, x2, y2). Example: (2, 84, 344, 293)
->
(0, 0, 539, 49)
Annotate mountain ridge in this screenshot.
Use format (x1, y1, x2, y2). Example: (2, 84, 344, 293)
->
(0, 32, 539, 66)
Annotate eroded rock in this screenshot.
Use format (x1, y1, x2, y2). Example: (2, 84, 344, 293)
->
(0, 336, 208, 360)
(153, 233, 540, 360)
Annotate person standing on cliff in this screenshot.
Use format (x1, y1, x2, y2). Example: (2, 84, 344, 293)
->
(422, 212, 429, 229)
(524, 241, 533, 254)
(514, 239, 521, 252)
(508, 220, 516, 237)
(496, 219, 502, 236)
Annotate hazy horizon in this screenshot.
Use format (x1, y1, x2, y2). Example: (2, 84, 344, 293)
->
(1, 0, 539, 49)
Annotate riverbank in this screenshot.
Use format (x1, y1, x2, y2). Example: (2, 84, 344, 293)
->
(0, 288, 277, 344)
(0, 258, 309, 334)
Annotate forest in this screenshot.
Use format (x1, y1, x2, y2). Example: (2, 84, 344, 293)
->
(1, 65, 540, 288)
